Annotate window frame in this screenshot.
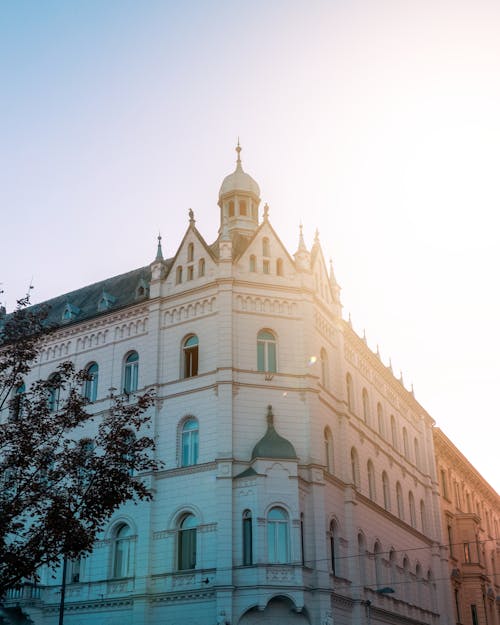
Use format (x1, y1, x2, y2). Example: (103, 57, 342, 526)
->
(257, 329, 277, 373)
(182, 334, 199, 378)
(267, 506, 290, 564)
(180, 417, 199, 467)
(123, 351, 139, 394)
(83, 362, 98, 402)
(178, 513, 197, 570)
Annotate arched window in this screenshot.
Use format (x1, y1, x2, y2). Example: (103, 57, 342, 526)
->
(403, 427, 410, 459)
(48, 373, 61, 412)
(350, 447, 360, 488)
(257, 330, 277, 373)
(390, 414, 398, 449)
(9, 382, 25, 421)
(249, 255, 256, 272)
(414, 437, 420, 469)
(239, 200, 247, 216)
(377, 403, 384, 437)
(183, 335, 199, 378)
(362, 388, 370, 424)
(409, 491, 417, 528)
(176, 265, 183, 284)
(367, 460, 376, 500)
(228, 200, 235, 217)
(267, 507, 289, 563)
(113, 523, 134, 578)
(346, 373, 354, 411)
(83, 362, 98, 402)
(420, 500, 427, 533)
(358, 533, 366, 585)
(123, 351, 139, 394)
(320, 348, 328, 387)
(262, 237, 270, 257)
(374, 541, 383, 586)
(178, 514, 197, 570)
(330, 520, 339, 576)
(276, 258, 283, 276)
(382, 472, 391, 511)
(187, 242, 194, 263)
(198, 257, 205, 277)
(181, 418, 199, 466)
(242, 510, 253, 565)
(324, 427, 334, 473)
(389, 549, 397, 586)
(396, 482, 404, 519)
(415, 563, 423, 606)
(122, 430, 136, 476)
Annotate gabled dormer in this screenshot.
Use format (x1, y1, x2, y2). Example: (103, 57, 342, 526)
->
(62, 302, 80, 322)
(135, 278, 149, 300)
(97, 291, 116, 312)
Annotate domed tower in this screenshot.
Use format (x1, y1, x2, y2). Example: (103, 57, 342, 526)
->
(218, 142, 261, 238)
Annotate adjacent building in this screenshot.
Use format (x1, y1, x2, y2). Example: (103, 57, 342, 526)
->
(2, 146, 467, 625)
(434, 428, 500, 625)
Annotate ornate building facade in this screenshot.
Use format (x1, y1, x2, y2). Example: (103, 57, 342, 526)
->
(2, 146, 459, 625)
(434, 428, 500, 625)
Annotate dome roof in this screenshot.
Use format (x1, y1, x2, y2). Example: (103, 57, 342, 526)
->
(219, 144, 260, 199)
(251, 406, 297, 460)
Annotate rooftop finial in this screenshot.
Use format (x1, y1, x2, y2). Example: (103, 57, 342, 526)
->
(314, 228, 320, 243)
(263, 203, 269, 220)
(155, 232, 164, 262)
(236, 138, 242, 168)
(298, 222, 307, 250)
(267, 404, 274, 426)
(188, 208, 195, 224)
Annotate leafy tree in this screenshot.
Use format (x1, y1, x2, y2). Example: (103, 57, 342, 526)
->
(0, 296, 159, 597)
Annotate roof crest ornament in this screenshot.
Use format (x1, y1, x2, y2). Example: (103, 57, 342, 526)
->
(188, 208, 195, 224)
(263, 203, 269, 221)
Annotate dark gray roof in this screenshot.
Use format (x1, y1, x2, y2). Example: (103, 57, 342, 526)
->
(34, 265, 153, 328)
(251, 406, 297, 460)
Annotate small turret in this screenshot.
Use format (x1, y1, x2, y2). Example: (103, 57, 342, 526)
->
(294, 224, 311, 272)
(218, 141, 261, 238)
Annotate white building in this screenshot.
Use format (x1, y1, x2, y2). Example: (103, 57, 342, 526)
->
(3, 146, 454, 625)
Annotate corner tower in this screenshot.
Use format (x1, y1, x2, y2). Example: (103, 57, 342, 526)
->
(218, 142, 261, 238)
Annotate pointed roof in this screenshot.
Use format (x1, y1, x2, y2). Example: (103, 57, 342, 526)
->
(251, 405, 297, 460)
(154, 233, 164, 262)
(219, 141, 260, 199)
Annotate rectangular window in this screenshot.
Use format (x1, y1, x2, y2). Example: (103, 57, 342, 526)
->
(441, 469, 448, 498)
(464, 542, 471, 563)
(243, 517, 253, 566)
(178, 529, 196, 570)
(471, 605, 479, 625)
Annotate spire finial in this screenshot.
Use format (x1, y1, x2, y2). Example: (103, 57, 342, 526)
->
(155, 232, 164, 262)
(314, 228, 319, 243)
(236, 139, 242, 168)
(297, 222, 307, 250)
(266, 404, 274, 426)
(188, 208, 195, 224)
(263, 203, 269, 220)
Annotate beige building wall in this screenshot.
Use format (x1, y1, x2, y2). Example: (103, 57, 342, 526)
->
(434, 428, 500, 625)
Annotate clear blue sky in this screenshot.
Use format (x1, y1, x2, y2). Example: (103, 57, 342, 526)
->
(1, 0, 499, 492)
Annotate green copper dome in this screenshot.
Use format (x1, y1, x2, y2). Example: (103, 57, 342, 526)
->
(251, 405, 297, 460)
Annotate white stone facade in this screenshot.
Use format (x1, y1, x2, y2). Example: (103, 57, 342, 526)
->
(3, 149, 456, 625)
